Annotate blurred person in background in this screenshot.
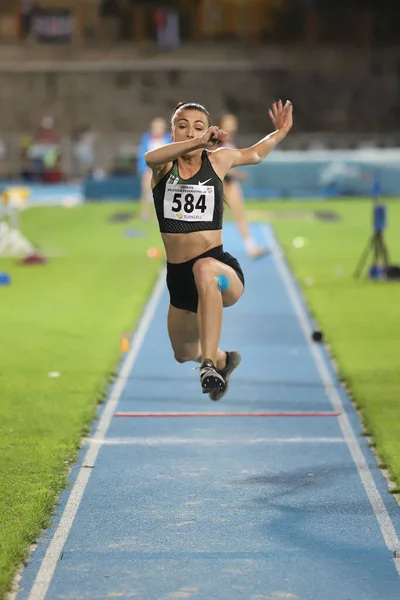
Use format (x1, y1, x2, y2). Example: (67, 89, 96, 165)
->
(154, 6, 181, 49)
(217, 113, 269, 259)
(20, 0, 35, 39)
(25, 117, 62, 182)
(72, 126, 96, 178)
(20, 136, 34, 181)
(98, 0, 120, 43)
(137, 117, 172, 220)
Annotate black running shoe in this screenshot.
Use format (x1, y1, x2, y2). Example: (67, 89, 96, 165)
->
(209, 351, 241, 401)
(200, 359, 225, 394)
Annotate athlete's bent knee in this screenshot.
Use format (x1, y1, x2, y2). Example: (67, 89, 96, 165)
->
(173, 346, 200, 364)
(193, 258, 216, 287)
(174, 352, 190, 364)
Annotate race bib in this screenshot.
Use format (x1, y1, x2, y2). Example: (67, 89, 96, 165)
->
(164, 184, 215, 222)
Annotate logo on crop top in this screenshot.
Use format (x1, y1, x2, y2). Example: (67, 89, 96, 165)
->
(167, 175, 179, 185)
(198, 179, 211, 186)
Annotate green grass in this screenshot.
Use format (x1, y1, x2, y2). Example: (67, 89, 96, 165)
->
(0, 203, 163, 598)
(248, 199, 400, 489)
(1, 198, 400, 598)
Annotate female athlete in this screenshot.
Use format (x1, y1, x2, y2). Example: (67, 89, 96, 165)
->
(216, 112, 269, 259)
(145, 99, 293, 399)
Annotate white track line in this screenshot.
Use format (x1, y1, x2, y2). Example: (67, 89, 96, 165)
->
(264, 225, 400, 571)
(90, 436, 345, 446)
(26, 267, 166, 600)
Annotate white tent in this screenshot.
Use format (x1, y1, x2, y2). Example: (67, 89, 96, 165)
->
(0, 187, 36, 258)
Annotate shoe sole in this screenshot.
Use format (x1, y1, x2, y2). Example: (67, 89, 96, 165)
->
(201, 374, 225, 394)
(209, 352, 241, 401)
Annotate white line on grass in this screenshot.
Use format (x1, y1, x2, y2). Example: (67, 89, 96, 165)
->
(26, 267, 167, 600)
(263, 225, 400, 573)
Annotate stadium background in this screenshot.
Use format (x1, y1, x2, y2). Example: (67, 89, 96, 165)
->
(1, 1, 400, 599)
(0, 0, 399, 202)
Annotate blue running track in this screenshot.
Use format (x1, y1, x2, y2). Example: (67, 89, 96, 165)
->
(16, 223, 400, 600)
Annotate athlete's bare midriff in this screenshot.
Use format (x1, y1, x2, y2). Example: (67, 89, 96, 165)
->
(162, 230, 223, 263)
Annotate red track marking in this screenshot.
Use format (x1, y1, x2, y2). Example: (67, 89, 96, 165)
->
(114, 411, 340, 418)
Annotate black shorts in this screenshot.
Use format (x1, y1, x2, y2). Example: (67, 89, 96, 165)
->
(166, 245, 245, 313)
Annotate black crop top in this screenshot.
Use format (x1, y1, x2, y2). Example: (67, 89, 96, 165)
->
(152, 150, 224, 234)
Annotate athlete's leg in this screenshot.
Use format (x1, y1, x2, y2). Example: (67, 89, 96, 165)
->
(225, 180, 269, 258)
(192, 258, 243, 367)
(167, 304, 227, 369)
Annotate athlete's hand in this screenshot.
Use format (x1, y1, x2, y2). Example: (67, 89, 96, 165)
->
(269, 99, 293, 134)
(199, 126, 228, 149)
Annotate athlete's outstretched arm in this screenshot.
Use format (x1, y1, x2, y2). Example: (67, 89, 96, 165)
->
(214, 100, 293, 170)
(144, 126, 227, 171)
(236, 99, 292, 166)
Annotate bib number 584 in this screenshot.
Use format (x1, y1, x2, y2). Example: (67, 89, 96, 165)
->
(172, 192, 206, 214)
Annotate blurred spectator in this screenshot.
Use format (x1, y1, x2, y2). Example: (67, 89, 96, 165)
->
(72, 126, 96, 178)
(0, 138, 6, 176)
(99, 0, 120, 42)
(20, 0, 35, 39)
(154, 7, 180, 49)
(19, 135, 34, 181)
(22, 118, 63, 183)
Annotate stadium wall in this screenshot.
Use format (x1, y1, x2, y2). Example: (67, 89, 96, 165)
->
(0, 60, 398, 137)
(8, 149, 400, 205)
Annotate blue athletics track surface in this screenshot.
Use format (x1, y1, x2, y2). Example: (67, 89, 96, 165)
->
(16, 224, 400, 600)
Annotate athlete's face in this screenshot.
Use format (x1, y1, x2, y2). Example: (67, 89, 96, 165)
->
(172, 109, 209, 150)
